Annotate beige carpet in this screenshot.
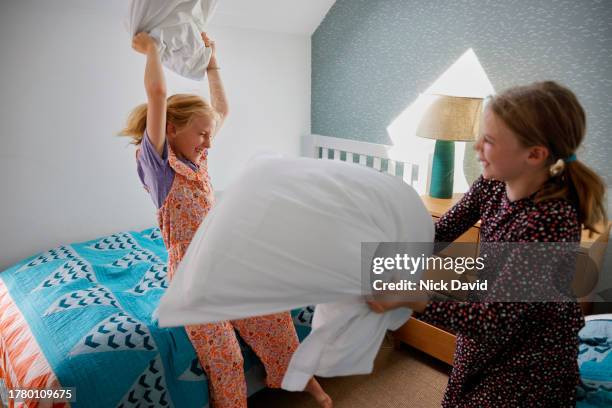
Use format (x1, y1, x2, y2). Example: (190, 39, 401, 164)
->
(249, 335, 451, 408)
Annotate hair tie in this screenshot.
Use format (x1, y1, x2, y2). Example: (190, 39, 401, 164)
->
(564, 153, 577, 163)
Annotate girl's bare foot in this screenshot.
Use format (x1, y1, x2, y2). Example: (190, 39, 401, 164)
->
(304, 377, 333, 408)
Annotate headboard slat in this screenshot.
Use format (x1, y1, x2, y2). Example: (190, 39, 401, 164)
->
(387, 160, 397, 176)
(373, 157, 382, 171)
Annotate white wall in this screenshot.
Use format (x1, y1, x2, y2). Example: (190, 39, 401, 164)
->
(0, 0, 311, 271)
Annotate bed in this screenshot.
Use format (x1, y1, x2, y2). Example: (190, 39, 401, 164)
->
(0, 134, 422, 408)
(577, 314, 612, 407)
(0, 227, 314, 408)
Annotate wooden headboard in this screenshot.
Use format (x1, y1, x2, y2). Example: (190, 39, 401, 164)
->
(307, 134, 432, 194)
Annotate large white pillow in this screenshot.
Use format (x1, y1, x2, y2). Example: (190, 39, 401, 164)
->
(156, 155, 434, 390)
(157, 155, 434, 326)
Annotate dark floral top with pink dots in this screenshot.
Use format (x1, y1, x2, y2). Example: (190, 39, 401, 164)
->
(419, 175, 584, 407)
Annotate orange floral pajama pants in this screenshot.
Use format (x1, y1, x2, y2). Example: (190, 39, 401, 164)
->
(168, 244, 299, 408)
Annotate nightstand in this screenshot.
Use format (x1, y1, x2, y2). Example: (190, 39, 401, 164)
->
(391, 194, 611, 366)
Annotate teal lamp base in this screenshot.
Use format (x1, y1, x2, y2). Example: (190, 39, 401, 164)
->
(429, 140, 455, 199)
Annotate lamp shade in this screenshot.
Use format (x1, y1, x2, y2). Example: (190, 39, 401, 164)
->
(416, 95, 483, 141)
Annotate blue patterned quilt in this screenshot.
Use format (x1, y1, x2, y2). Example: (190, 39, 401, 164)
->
(577, 316, 612, 407)
(0, 227, 314, 407)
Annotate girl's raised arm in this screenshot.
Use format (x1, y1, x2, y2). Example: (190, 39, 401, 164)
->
(132, 32, 167, 156)
(202, 32, 229, 135)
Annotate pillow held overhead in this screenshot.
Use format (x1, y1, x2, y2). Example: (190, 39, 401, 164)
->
(126, 0, 219, 80)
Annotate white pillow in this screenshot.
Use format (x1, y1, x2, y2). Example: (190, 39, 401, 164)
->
(126, 0, 219, 80)
(157, 156, 434, 325)
(157, 156, 434, 390)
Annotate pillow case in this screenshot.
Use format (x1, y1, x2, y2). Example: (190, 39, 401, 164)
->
(156, 156, 434, 390)
(126, 0, 219, 80)
(157, 155, 434, 326)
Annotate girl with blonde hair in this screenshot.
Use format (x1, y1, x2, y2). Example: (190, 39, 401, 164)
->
(121, 31, 331, 408)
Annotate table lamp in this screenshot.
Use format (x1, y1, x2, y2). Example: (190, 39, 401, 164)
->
(416, 94, 483, 199)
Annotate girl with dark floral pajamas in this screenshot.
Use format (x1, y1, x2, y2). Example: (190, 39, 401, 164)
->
(369, 81, 607, 407)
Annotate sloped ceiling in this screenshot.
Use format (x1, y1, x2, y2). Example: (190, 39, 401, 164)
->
(213, 0, 336, 35)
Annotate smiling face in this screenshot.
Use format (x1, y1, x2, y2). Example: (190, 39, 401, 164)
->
(474, 108, 536, 182)
(167, 114, 216, 163)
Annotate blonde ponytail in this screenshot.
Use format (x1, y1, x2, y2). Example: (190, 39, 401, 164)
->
(118, 103, 148, 145)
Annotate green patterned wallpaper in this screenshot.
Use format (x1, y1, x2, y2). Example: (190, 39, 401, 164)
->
(312, 0, 612, 188)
